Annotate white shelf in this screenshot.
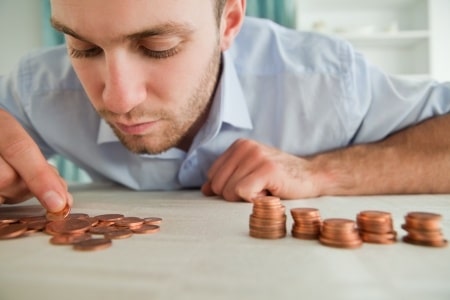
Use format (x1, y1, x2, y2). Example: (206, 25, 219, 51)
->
(337, 30, 429, 47)
(296, 0, 450, 81)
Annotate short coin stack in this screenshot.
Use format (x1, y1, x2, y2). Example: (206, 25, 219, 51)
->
(290, 208, 322, 240)
(0, 209, 162, 251)
(402, 212, 448, 248)
(249, 196, 287, 239)
(356, 210, 397, 244)
(319, 218, 363, 249)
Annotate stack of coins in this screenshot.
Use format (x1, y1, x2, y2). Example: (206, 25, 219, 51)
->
(356, 210, 397, 244)
(0, 209, 163, 251)
(402, 212, 448, 248)
(290, 208, 321, 240)
(319, 218, 363, 249)
(249, 196, 286, 239)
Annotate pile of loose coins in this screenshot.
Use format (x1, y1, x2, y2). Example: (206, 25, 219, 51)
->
(249, 197, 447, 249)
(249, 196, 287, 239)
(0, 205, 162, 251)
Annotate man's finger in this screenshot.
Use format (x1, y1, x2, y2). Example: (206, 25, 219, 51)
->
(0, 110, 68, 212)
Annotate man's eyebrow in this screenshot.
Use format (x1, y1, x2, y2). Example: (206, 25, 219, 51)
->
(127, 22, 195, 40)
(51, 18, 88, 42)
(51, 18, 194, 42)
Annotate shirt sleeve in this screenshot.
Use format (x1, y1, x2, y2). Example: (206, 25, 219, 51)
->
(0, 55, 56, 158)
(340, 45, 450, 145)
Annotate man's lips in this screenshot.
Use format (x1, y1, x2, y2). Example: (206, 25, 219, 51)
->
(115, 120, 159, 135)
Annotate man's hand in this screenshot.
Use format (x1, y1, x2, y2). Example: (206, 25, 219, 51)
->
(0, 109, 72, 212)
(202, 114, 450, 202)
(201, 139, 320, 202)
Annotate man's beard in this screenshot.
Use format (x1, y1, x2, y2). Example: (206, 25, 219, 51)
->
(99, 46, 222, 155)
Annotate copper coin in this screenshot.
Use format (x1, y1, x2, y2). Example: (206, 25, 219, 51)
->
(406, 230, 444, 243)
(249, 224, 286, 232)
(319, 236, 363, 249)
(94, 214, 124, 222)
(25, 219, 48, 231)
(403, 236, 448, 248)
(114, 217, 144, 228)
(143, 217, 163, 225)
(249, 229, 286, 239)
(252, 196, 282, 207)
(132, 224, 160, 234)
(0, 223, 28, 239)
(89, 226, 118, 235)
(322, 218, 356, 230)
(291, 231, 319, 240)
(20, 216, 47, 223)
(67, 213, 90, 219)
(0, 216, 19, 224)
(290, 208, 320, 219)
(249, 215, 287, 226)
(46, 219, 91, 235)
(50, 233, 92, 245)
(360, 231, 397, 244)
(405, 212, 442, 230)
(73, 238, 112, 251)
(46, 203, 71, 221)
(104, 228, 133, 240)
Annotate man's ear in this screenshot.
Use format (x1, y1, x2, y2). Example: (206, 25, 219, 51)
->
(219, 0, 246, 51)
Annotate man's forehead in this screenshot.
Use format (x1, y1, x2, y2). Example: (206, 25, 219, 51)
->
(50, 0, 211, 39)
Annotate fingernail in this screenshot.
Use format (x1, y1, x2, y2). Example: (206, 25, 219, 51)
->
(43, 191, 66, 212)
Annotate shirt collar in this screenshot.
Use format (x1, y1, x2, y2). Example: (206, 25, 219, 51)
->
(96, 51, 252, 155)
(219, 51, 253, 130)
(192, 51, 253, 146)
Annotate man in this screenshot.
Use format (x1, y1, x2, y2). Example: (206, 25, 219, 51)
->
(1, 0, 449, 214)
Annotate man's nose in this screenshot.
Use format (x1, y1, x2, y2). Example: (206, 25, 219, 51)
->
(102, 52, 147, 114)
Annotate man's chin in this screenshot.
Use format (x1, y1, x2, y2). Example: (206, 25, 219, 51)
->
(118, 136, 175, 155)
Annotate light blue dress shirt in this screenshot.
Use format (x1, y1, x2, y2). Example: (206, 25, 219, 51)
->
(1, 17, 449, 190)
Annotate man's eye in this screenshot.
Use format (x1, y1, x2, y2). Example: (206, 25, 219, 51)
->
(140, 46, 180, 59)
(69, 47, 102, 59)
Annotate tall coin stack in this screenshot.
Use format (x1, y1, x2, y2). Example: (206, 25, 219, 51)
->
(402, 212, 448, 247)
(249, 196, 287, 239)
(319, 218, 363, 249)
(290, 208, 322, 240)
(356, 210, 397, 244)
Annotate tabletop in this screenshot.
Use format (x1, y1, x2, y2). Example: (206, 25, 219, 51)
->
(1, 184, 449, 300)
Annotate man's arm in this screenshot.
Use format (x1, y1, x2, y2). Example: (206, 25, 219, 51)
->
(313, 113, 450, 196)
(202, 114, 450, 201)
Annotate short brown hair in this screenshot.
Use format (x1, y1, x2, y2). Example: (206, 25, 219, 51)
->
(215, 0, 227, 25)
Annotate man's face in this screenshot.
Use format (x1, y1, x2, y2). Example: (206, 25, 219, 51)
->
(51, 0, 222, 154)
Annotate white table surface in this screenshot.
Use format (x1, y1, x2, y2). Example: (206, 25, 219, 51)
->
(1, 184, 449, 300)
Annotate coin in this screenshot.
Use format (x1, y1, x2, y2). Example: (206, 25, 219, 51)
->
(73, 238, 112, 251)
(46, 203, 71, 221)
(46, 219, 91, 235)
(0, 205, 163, 251)
(320, 218, 362, 249)
(290, 207, 322, 240)
(402, 211, 447, 248)
(94, 214, 124, 222)
(0, 223, 28, 239)
(50, 233, 93, 245)
(104, 228, 133, 240)
(357, 210, 397, 244)
(132, 224, 160, 234)
(143, 217, 163, 225)
(114, 217, 144, 228)
(249, 196, 286, 239)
